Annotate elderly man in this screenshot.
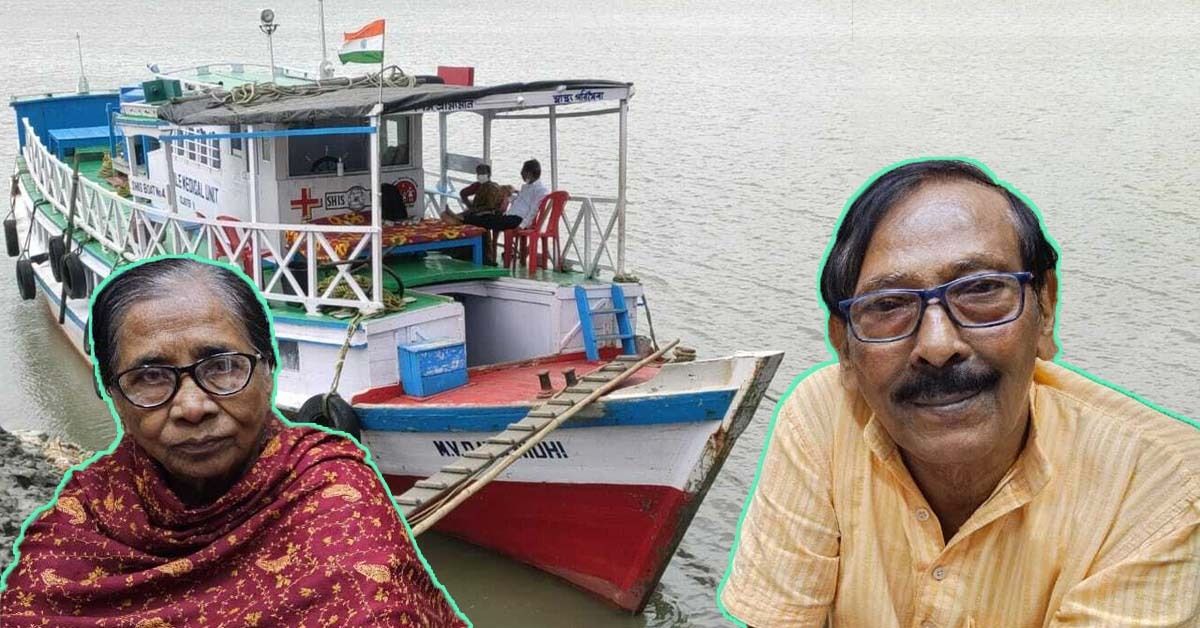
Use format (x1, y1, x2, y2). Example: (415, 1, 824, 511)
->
(721, 160, 1199, 626)
(507, 158, 550, 229)
(1, 257, 467, 626)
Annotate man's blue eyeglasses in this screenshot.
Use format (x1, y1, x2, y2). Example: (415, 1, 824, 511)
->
(837, 272, 1035, 343)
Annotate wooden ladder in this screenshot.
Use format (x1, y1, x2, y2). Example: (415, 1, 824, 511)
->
(397, 339, 678, 535)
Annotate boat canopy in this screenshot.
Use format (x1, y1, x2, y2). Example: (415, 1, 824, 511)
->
(157, 79, 632, 126)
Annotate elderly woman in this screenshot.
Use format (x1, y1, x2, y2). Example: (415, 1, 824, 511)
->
(1, 257, 466, 626)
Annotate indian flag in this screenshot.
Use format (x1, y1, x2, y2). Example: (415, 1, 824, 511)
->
(339, 19, 385, 64)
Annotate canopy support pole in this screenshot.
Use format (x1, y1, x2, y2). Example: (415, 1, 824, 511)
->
(549, 105, 559, 190)
(613, 99, 631, 281)
(163, 134, 179, 213)
(482, 112, 492, 164)
(438, 112, 449, 214)
(246, 124, 261, 285)
(370, 111, 383, 308)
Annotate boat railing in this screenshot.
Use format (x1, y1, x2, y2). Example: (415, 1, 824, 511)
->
(149, 62, 318, 90)
(20, 118, 383, 315)
(421, 172, 620, 278)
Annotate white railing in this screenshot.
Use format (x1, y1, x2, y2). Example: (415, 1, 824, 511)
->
(21, 119, 382, 315)
(424, 172, 621, 278)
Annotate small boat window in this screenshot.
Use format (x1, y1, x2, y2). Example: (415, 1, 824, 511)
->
(172, 128, 221, 170)
(381, 114, 411, 167)
(278, 339, 300, 371)
(287, 119, 369, 177)
(230, 124, 243, 155)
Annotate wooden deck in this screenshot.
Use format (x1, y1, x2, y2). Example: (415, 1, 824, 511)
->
(352, 349, 661, 406)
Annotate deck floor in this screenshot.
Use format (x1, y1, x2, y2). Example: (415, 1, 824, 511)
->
(353, 350, 660, 406)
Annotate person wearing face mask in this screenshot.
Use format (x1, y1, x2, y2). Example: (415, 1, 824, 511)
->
(505, 159, 549, 230)
(455, 163, 509, 219)
(441, 163, 523, 264)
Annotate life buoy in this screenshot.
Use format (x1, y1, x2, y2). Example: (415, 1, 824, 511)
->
(3, 217, 18, 257)
(296, 392, 361, 441)
(48, 235, 65, 282)
(15, 257, 35, 300)
(61, 252, 88, 299)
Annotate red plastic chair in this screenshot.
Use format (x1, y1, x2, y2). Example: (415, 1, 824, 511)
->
(503, 191, 569, 273)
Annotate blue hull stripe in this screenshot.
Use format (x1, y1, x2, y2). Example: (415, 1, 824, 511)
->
(357, 388, 737, 433)
(33, 271, 86, 329)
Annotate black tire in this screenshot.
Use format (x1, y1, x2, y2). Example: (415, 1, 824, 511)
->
(296, 392, 361, 441)
(47, 235, 65, 282)
(15, 257, 35, 300)
(61, 252, 88, 299)
(3, 217, 18, 257)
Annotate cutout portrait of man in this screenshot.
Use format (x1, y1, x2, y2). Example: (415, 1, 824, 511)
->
(720, 159, 1199, 627)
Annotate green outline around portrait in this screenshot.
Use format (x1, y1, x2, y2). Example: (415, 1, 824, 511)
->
(0, 253, 472, 627)
(715, 156, 1199, 626)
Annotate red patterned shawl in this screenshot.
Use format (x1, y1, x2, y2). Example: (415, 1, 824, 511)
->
(1, 420, 466, 627)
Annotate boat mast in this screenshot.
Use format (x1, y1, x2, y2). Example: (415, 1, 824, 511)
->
(75, 33, 90, 94)
(259, 9, 279, 81)
(317, 0, 333, 78)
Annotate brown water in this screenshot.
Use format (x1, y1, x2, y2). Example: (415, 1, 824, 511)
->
(1, 1, 1198, 625)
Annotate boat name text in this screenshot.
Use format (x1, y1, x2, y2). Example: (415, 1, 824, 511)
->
(553, 90, 605, 105)
(433, 440, 568, 459)
(176, 174, 220, 204)
(130, 178, 167, 201)
(422, 100, 475, 112)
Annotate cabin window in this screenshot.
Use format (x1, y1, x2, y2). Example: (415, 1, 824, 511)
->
(210, 134, 221, 169)
(260, 138, 271, 161)
(380, 114, 411, 167)
(287, 119, 369, 177)
(278, 340, 300, 371)
(230, 124, 244, 154)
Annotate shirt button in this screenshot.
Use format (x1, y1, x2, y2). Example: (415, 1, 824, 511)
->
(932, 566, 946, 581)
(916, 508, 930, 521)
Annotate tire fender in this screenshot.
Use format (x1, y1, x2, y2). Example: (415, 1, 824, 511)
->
(61, 251, 88, 299)
(15, 257, 35, 300)
(296, 392, 361, 441)
(3, 217, 18, 257)
(48, 235, 65, 282)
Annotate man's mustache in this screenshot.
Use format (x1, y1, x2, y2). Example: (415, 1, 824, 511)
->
(892, 363, 1001, 404)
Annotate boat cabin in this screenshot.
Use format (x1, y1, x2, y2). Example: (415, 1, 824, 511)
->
(10, 63, 644, 410)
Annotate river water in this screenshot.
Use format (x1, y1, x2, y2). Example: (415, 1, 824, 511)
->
(1, 1, 1198, 625)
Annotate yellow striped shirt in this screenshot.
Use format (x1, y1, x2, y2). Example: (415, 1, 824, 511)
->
(721, 359, 1200, 627)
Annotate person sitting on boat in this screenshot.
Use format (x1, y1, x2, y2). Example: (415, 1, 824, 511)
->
(0, 257, 467, 627)
(721, 159, 1200, 627)
(442, 163, 509, 224)
(507, 158, 550, 229)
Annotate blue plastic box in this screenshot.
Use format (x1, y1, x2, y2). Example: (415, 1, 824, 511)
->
(399, 339, 468, 397)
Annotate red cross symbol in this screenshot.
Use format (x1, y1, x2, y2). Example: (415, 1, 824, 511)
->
(290, 187, 322, 221)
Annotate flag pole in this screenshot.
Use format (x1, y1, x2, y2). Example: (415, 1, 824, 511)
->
(377, 21, 386, 106)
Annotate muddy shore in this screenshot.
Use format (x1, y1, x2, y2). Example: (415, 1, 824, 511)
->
(0, 428, 91, 573)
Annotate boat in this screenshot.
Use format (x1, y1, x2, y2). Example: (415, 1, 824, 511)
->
(3, 14, 782, 612)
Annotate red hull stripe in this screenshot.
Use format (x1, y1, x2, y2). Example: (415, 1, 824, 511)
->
(385, 475, 690, 611)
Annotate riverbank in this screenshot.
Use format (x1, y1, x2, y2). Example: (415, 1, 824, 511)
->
(0, 428, 91, 572)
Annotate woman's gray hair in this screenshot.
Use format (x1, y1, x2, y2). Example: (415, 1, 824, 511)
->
(90, 257, 276, 386)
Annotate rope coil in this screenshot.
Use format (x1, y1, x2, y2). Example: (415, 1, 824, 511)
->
(212, 65, 417, 107)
